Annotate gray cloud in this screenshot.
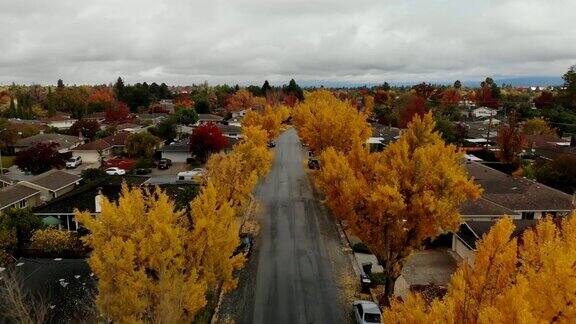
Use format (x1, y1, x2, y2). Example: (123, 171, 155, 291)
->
(0, 0, 575, 85)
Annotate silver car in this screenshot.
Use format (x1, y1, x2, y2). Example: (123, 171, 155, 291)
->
(353, 300, 381, 324)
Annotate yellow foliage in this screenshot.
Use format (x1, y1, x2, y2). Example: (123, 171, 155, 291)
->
(292, 90, 372, 154)
(76, 185, 207, 323)
(384, 214, 576, 324)
(242, 105, 289, 141)
(30, 228, 79, 253)
(315, 112, 480, 297)
(188, 182, 244, 292)
(522, 117, 557, 136)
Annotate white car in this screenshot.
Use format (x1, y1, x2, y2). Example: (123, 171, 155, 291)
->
(353, 300, 381, 324)
(177, 168, 206, 182)
(66, 156, 82, 168)
(105, 167, 126, 175)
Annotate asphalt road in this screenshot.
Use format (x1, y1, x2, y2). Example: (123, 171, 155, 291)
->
(219, 128, 353, 324)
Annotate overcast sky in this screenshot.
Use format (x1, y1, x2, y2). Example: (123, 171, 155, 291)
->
(1, 0, 575, 86)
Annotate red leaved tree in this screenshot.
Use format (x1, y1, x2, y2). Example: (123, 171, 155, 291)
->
(15, 142, 66, 174)
(105, 102, 130, 123)
(189, 123, 229, 163)
(399, 95, 428, 128)
(534, 91, 554, 109)
(496, 113, 526, 167)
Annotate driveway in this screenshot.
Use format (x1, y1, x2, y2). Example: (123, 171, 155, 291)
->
(219, 128, 354, 324)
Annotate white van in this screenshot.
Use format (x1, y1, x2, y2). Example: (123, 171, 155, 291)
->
(66, 156, 82, 169)
(177, 168, 206, 183)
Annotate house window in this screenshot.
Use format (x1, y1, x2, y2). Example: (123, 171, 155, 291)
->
(522, 212, 535, 220)
(19, 200, 27, 208)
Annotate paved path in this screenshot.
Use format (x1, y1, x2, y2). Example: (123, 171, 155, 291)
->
(219, 128, 353, 324)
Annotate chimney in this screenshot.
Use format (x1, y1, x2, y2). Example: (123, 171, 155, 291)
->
(95, 187, 103, 213)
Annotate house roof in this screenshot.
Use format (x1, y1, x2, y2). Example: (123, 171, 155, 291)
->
(160, 139, 189, 152)
(73, 139, 110, 151)
(466, 161, 574, 212)
(0, 184, 40, 210)
(459, 197, 519, 217)
(102, 131, 130, 146)
(217, 124, 242, 134)
(198, 114, 223, 122)
(116, 123, 141, 130)
(14, 133, 83, 149)
(73, 131, 130, 151)
(24, 169, 81, 192)
(534, 145, 576, 160)
(456, 219, 537, 250)
(41, 116, 71, 122)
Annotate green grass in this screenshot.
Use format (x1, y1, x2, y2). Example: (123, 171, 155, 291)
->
(0, 155, 15, 169)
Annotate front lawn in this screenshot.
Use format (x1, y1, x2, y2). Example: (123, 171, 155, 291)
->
(1, 155, 15, 169)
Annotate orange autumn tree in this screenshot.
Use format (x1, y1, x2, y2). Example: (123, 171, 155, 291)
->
(225, 89, 266, 112)
(315, 113, 480, 299)
(384, 214, 576, 323)
(292, 90, 372, 154)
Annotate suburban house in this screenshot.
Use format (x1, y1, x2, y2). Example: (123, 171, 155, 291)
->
(159, 139, 190, 163)
(83, 111, 106, 123)
(116, 123, 143, 133)
(72, 131, 130, 163)
(368, 124, 400, 151)
(231, 109, 250, 118)
(217, 124, 242, 139)
(0, 184, 42, 214)
(159, 99, 175, 113)
(0, 169, 81, 215)
(465, 161, 574, 220)
(10, 133, 84, 154)
(19, 169, 82, 202)
(40, 114, 77, 130)
(452, 220, 537, 265)
(197, 114, 224, 125)
(470, 107, 497, 119)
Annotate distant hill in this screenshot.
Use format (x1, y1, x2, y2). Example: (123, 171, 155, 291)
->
(462, 76, 564, 88)
(300, 76, 564, 89)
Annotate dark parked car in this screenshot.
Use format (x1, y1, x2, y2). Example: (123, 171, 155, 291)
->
(133, 168, 152, 175)
(234, 233, 254, 258)
(157, 158, 172, 170)
(308, 158, 320, 170)
(267, 141, 276, 148)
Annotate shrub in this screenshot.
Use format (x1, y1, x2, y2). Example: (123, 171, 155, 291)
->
(30, 228, 81, 253)
(81, 168, 107, 182)
(0, 208, 42, 247)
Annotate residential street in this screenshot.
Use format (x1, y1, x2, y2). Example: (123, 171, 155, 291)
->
(219, 128, 354, 324)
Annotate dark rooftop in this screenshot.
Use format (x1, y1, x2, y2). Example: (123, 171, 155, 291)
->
(466, 161, 573, 212)
(459, 197, 519, 218)
(25, 169, 81, 192)
(456, 219, 537, 250)
(0, 184, 40, 210)
(14, 133, 82, 149)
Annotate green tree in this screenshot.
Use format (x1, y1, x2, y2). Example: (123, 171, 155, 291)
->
(175, 107, 199, 125)
(126, 132, 161, 158)
(562, 64, 576, 109)
(0, 208, 42, 247)
(261, 80, 272, 94)
(148, 120, 177, 142)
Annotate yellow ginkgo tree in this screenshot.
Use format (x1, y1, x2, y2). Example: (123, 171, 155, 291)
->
(315, 112, 481, 300)
(384, 214, 576, 324)
(292, 90, 372, 154)
(76, 185, 208, 323)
